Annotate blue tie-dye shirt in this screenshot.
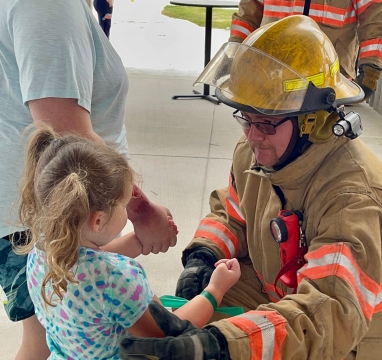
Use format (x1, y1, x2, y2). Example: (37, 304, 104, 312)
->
(27, 247, 154, 359)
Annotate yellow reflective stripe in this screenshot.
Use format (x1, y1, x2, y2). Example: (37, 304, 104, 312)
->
(330, 57, 340, 77)
(283, 78, 308, 92)
(283, 73, 324, 92)
(283, 57, 338, 93)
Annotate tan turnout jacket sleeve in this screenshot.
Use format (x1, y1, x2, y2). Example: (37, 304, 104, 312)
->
(229, 0, 382, 78)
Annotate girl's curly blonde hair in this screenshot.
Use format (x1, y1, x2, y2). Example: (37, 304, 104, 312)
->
(17, 124, 135, 307)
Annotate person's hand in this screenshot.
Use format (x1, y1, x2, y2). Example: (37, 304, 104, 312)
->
(355, 64, 382, 101)
(175, 247, 218, 300)
(130, 201, 178, 255)
(119, 300, 230, 360)
(168, 215, 178, 234)
(208, 258, 241, 296)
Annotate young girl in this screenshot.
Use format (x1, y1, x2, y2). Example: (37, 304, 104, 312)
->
(17, 125, 241, 360)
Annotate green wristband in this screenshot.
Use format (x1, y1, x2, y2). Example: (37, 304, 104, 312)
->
(200, 290, 218, 310)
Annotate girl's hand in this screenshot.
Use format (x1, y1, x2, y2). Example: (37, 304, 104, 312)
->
(206, 258, 241, 301)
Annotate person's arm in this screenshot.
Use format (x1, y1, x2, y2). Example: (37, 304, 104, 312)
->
(355, 2, 382, 99)
(28, 98, 105, 144)
(120, 300, 230, 360)
(126, 185, 178, 255)
(28, 99, 178, 255)
(172, 258, 240, 327)
(100, 232, 143, 259)
(176, 140, 249, 300)
(229, 0, 264, 42)
(128, 258, 241, 337)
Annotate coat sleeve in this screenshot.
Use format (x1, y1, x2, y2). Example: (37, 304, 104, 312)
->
(229, 0, 264, 42)
(357, 2, 382, 69)
(184, 139, 250, 261)
(210, 192, 382, 359)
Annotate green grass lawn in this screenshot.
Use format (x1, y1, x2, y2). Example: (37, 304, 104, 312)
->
(161, 5, 236, 30)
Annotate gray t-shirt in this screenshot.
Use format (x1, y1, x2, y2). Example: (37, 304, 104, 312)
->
(0, 0, 129, 236)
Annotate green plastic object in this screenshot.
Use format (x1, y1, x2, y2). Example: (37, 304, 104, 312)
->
(159, 295, 244, 316)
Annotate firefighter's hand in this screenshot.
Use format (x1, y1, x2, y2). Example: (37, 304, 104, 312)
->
(355, 64, 382, 101)
(119, 300, 230, 360)
(175, 247, 218, 300)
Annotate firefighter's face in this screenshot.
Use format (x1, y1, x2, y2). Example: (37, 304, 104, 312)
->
(241, 112, 294, 167)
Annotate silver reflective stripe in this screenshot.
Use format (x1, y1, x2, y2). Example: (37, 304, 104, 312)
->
(230, 24, 252, 36)
(360, 43, 382, 54)
(305, 253, 376, 307)
(355, 0, 370, 11)
(265, 5, 303, 13)
(309, 8, 344, 21)
(226, 191, 245, 222)
(198, 223, 236, 258)
(376, 288, 382, 305)
(241, 313, 276, 360)
(190, 334, 204, 360)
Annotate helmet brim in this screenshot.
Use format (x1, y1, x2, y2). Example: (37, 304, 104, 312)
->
(215, 74, 364, 116)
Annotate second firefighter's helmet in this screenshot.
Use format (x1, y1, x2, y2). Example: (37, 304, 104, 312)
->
(195, 15, 364, 116)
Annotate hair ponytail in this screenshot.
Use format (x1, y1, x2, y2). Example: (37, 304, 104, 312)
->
(39, 170, 90, 306)
(17, 124, 59, 252)
(18, 124, 136, 307)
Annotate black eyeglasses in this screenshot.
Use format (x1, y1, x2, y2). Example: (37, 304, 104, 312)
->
(232, 110, 292, 135)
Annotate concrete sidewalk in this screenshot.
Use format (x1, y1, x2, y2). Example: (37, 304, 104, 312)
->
(2, 1, 382, 359)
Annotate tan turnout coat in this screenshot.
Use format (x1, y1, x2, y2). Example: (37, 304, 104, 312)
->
(184, 134, 382, 359)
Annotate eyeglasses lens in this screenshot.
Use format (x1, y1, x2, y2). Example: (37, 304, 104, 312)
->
(254, 123, 276, 135)
(233, 112, 277, 135)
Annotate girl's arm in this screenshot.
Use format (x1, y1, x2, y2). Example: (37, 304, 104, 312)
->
(173, 258, 240, 327)
(100, 215, 177, 258)
(100, 232, 143, 258)
(128, 258, 241, 337)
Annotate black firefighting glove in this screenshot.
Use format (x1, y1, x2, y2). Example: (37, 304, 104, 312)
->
(119, 300, 230, 360)
(175, 247, 218, 300)
(355, 64, 382, 101)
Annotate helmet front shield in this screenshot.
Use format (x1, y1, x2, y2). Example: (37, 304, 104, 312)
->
(194, 42, 362, 115)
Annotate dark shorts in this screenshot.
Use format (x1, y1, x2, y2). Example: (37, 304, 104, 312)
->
(0, 232, 35, 321)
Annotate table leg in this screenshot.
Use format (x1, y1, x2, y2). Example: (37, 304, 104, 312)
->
(172, 6, 220, 105)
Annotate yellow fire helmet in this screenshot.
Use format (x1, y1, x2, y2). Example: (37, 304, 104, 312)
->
(194, 15, 364, 116)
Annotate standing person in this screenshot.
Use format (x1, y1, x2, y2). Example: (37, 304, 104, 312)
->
(228, 0, 382, 101)
(119, 16, 382, 359)
(94, 0, 113, 38)
(17, 125, 241, 360)
(0, 0, 177, 359)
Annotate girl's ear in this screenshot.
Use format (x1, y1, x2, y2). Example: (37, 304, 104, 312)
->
(88, 211, 107, 232)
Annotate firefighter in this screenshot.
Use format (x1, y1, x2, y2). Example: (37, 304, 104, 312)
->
(229, 0, 382, 101)
(119, 16, 382, 359)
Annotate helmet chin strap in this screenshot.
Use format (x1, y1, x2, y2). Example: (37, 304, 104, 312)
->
(273, 117, 311, 171)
